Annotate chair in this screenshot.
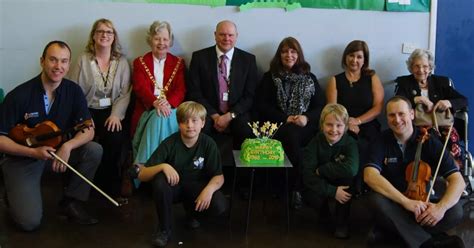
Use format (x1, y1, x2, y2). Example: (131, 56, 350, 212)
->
(394, 78, 473, 198)
(448, 79, 474, 197)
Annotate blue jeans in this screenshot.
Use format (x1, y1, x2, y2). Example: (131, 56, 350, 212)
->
(1, 141, 102, 231)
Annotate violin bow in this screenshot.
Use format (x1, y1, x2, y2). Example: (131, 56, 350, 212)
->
(425, 123, 454, 202)
(49, 151, 120, 207)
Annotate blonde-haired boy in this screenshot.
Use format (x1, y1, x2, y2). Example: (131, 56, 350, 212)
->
(138, 101, 227, 247)
(302, 103, 359, 239)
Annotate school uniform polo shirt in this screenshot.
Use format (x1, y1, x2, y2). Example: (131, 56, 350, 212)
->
(0, 74, 91, 136)
(145, 132, 222, 182)
(366, 127, 459, 192)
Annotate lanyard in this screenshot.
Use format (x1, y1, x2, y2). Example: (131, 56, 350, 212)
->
(95, 59, 111, 88)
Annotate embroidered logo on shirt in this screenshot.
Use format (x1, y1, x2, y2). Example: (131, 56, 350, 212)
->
(193, 157, 205, 170)
(384, 157, 398, 165)
(24, 112, 39, 120)
(334, 154, 346, 163)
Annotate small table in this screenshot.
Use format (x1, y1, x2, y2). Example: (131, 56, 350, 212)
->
(230, 150, 293, 235)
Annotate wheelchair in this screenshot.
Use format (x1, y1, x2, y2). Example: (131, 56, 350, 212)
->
(394, 78, 473, 199)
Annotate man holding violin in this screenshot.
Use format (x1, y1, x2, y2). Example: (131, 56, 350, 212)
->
(0, 41, 102, 231)
(364, 96, 465, 248)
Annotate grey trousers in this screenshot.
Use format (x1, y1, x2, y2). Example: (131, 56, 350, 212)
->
(368, 191, 464, 248)
(1, 141, 102, 231)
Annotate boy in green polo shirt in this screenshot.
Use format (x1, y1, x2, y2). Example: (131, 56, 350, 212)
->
(302, 103, 359, 239)
(137, 101, 227, 247)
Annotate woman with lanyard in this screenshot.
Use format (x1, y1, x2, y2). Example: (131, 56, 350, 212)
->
(130, 20, 186, 174)
(70, 18, 131, 198)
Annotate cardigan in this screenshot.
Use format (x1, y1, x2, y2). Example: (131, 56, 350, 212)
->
(70, 53, 131, 119)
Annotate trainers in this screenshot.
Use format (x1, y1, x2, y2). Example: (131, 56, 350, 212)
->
(152, 230, 171, 247)
(186, 217, 200, 229)
(291, 191, 303, 210)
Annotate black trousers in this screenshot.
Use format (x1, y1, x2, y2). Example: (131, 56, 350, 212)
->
(274, 122, 316, 190)
(89, 108, 127, 196)
(151, 173, 228, 232)
(368, 191, 464, 248)
(302, 177, 353, 226)
(204, 112, 253, 149)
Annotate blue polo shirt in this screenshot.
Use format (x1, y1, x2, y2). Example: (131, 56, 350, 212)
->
(366, 127, 459, 192)
(0, 74, 91, 136)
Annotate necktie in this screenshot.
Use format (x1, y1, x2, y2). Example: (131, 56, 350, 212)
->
(218, 55, 229, 113)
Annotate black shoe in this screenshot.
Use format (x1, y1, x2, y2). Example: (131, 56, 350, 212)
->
(186, 217, 200, 229)
(334, 223, 349, 239)
(58, 200, 98, 225)
(291, 191, 303, 209)
(152, 230, 171, 247)
(421, 234, 465, 248)
(367, 227, 394, 246)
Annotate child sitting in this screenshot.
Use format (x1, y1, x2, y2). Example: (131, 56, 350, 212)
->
(302, 103, 359, 239)
(137, 101, 227, 247)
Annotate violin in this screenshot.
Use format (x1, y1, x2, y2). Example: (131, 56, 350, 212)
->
(7, 120, 120, 207)
(404, 127, 432, 202)
(8, 120, 93, 148)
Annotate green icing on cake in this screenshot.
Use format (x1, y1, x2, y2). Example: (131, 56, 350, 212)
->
(240, 138, 284, 164)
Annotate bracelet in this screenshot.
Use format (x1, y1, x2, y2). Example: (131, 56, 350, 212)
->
(357, 118, 362, 125)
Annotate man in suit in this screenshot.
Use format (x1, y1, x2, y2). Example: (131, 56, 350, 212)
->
(187, 20, 257, 147)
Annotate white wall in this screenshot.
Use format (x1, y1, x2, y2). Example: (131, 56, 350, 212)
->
(1, 1, 429, 98)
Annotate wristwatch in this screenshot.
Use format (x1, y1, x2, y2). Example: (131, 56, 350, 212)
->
(230, 112, 237, 119)
(129, 164, 141, 179)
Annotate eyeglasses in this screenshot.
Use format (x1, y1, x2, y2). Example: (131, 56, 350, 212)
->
(95, 30, 114, 36)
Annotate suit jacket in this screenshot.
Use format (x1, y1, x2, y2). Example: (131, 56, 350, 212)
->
(131, 52, 186, 135)
(395, 74, 468, 112)
(187, 46, 257, 116)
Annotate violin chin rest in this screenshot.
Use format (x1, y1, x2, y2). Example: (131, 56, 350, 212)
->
(26, 137, 35, 147)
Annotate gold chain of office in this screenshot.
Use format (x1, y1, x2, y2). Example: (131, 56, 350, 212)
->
(139, 56, 182, 100)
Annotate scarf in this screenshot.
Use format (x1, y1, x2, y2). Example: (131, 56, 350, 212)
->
(273, 71, 315, 115)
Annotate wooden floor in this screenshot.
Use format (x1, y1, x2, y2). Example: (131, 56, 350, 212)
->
(1, 174, 474, 248)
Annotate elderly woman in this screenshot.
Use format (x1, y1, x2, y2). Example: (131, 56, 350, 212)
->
(395, 48, 468, 167)
(326, 40, 384, 194)
(257, 37, 325, 208)
(70, 18, 131, 196)
(131, 21, 186, 167)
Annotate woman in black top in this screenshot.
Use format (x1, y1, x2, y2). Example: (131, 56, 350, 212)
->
(257, 37, 325, 208)
(326, 40, 384, 194)
(395, 48, 468, 168)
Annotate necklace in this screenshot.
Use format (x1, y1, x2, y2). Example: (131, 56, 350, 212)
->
(345, 72, 360, 88)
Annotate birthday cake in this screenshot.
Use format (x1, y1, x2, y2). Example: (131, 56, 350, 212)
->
(240, 138, 284, 164)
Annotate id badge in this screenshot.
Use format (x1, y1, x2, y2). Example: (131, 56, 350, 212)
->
(154, 87, 161, 97)
(222, 92, 229, 102)
(99, 98, 112, 107)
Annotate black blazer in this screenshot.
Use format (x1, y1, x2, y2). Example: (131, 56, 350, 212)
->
(395, 74, 468, 112)
(187, 46, 258, 116)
